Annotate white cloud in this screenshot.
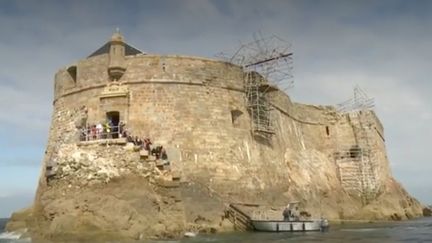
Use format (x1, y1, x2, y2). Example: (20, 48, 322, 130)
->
(0, 0, 431, 205)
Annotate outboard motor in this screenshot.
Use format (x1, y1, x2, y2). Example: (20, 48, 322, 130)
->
(320, 218, 330, 232)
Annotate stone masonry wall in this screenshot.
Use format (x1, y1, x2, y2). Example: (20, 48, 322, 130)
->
(28, 52, 423, 241)
(49, 53, 400, 203)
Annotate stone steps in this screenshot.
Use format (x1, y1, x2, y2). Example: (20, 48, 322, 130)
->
(130, 145, 182, 188)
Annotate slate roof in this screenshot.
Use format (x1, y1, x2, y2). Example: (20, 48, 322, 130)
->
(87, 42, 143, 58)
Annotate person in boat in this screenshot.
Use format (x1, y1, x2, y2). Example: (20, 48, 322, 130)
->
(292, 206, 300, 221)
(283, 204, 291, 221)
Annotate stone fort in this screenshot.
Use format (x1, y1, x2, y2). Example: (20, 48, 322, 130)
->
(51, 30, 386, 197)
(15, 31, 421, 240)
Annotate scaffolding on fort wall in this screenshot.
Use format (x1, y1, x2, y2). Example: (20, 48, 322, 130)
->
(334, 86, 378, 204)
(336, 85, 374, 113)
(217, 34, 294, 135)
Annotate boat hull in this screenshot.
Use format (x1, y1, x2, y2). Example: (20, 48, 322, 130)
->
(251, 220, 324, 232)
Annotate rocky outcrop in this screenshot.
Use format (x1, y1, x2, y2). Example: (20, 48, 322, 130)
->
(423, 206, 432, 217)
(8, 142, 228, 241)
(5, 207, 32, 234)
(8, 139, 422, 241)
(6, 141, 423, 241)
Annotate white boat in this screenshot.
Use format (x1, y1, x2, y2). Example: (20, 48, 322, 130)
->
(251, 218, 329, 232)
(250, 201, 329, 232)
(226, 202, 329, 232)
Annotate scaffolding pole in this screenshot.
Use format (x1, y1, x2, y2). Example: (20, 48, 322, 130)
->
(217, 34, 294, 136)
(334, 86, 379, 204)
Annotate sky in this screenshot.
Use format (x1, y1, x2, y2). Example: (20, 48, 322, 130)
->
(0, 0, 431, 217)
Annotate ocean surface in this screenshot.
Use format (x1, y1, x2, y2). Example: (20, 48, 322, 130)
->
(1, 217, 432, 242)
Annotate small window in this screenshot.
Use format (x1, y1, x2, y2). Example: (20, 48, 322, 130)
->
(231, 109, 243, 127)
(67, 66, 77, 83)
(326, 126, 330, 136)
(349, 145, 361, 158)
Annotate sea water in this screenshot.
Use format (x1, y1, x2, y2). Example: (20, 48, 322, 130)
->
(1, 217, 432, 242)
(182, 217, 432, 243)
(0, 218, 31, 243)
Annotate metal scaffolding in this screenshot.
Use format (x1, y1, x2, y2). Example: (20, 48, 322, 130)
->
(217, 34, 294, 135)
(245, 71, 275, 134)
(336, 85, 374, 113)
(334, 86, 378, 204)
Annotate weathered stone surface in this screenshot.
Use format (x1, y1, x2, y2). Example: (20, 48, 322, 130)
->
(423, 207, 432, 217)
(5, 207, 32, 235)
(6, 33, 424, 241)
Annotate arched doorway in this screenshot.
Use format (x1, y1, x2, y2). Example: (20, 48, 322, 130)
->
(106, 111, 120, 138)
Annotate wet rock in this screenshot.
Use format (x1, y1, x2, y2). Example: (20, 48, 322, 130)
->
(391, 213, 402, 221)
(218, 218, 234, 232)
(423, 207, 432, 217)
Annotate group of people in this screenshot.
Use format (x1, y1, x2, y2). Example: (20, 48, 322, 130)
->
(77, 115, 169, 163)
(127, 136, 152, 150)
(282, 203, 300, 221)
(152, 145, 168, 161)
(126, 136, 168, 162)
(80, 120, 126, 141)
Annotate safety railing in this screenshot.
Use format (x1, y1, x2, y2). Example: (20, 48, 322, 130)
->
(79, 125, 126, 141)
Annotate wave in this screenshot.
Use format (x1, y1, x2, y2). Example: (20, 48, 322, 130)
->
(0, 231, 22, 239)
(0, 231, 31, 243)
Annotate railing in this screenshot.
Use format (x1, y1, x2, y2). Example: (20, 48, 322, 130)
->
(79, 125, 125, 141)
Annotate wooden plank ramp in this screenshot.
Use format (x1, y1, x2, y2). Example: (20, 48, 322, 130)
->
(225, 203, 255, 231)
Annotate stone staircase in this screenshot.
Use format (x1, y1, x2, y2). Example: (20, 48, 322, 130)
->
(137, 147, 182, 188)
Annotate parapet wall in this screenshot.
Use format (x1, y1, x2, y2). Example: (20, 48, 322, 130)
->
(54, 54, 243, 101)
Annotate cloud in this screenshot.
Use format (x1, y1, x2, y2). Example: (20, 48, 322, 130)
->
(0, 0, 431, 207)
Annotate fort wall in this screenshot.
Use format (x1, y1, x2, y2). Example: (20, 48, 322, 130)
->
(47, 50, 395, 200)
(25, 33, 423, 241)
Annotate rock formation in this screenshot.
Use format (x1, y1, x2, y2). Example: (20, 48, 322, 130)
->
(6, 32, 423, 241)
(423, 206, 432, 217)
